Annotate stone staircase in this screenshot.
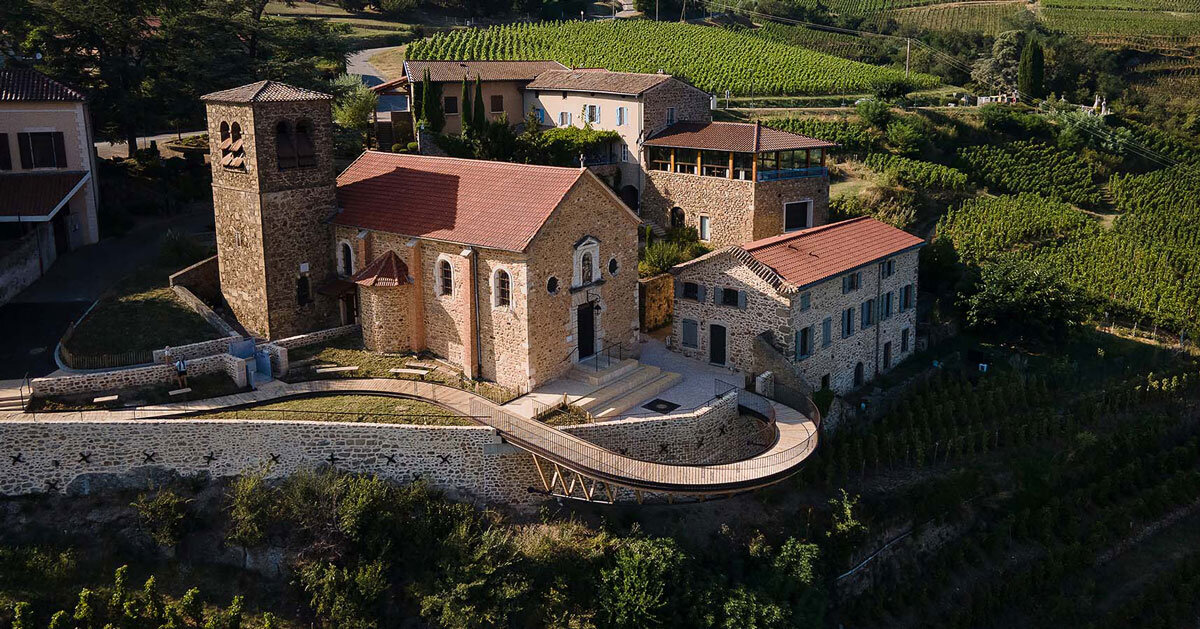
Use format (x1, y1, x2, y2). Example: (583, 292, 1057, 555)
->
(0, 383, 28, 415)
(568, 359, 682, 419)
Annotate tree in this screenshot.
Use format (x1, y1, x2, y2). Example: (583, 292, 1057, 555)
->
(332, 74, 378, 148)
(961, 256, 1091, 345)
(971, 30, 1023, 92)
(1018, 36, 1045, 100)
(419, 69, 444, 133)
(598, 537, 690, 628)
(856, 99, 892, 129)
(472, 74, 486, 132)
(459, 75, 473, 137)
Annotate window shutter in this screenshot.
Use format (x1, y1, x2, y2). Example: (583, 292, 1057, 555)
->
(842, 276, 848, 293)
(52, 132, 67, 168)
(697, 285, 707, 303)
(675, 280, 683, 298)
(0, 134, 10, 170)
(737, 291, 747, 309)
(17, 133, 32, 169)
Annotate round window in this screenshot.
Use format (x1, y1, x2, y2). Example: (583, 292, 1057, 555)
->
(547, 276, 559, 294)
(608, 257, 619, 276)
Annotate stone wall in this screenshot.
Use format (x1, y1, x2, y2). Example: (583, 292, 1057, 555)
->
(272, 324, 360, 350)
(641, 170, 755, 247)
(360, 285, 413, 353)
(171, 285, 240, 338)
(0, 418, 538, 504)
(641, 78, 711, 138)
(638, 273, 674, 331)
(0, 229, 49, 307)
(153, 336, 242, 364)
(562, 390, 764, 464)
(30, 352, 249, 398)
(751, 175, 830, 241)
(169, 255, 222, 303)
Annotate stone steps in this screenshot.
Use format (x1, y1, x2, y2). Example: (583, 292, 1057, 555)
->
(578, 365, 663, 412)
(590, 371, 683, 419)
(567, 358, 639, 387)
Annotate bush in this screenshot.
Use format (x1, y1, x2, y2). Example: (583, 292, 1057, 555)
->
(131, 488, 190, 547)
(960, 256, 1092, 346)
(378, 0, 417, 17)
(885, 121, 926, 156)
(856, 99, 892, 129)
(638, 241, 690, 277)
(598, 537, 689, 628)
(227, 471, 273, 548)
(299, 560, 389, 629)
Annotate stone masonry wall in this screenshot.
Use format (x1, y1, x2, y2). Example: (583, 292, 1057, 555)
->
(30, 352, 247, 398)
(641, 79, 711, 138)
(360, 285, 413, 354)
(671, 251, 791, 371)
(751, 175, 831, 241)
(0, 419, 539, 505)
(170, 285, 240, 339)
(0, 230, 45, 307)
(641, 170, 755, 247)
(169, 255, 222, 304)
(153, 337, 242, 364)
(639, 273, 674, 331)
(261, 185, 339, 339)
(525, 175, 641, 387)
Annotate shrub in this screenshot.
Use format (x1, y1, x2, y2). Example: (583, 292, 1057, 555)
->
(131, 488, 190, 547)
(856, 99, 892, 129)
(598, 537, 689, 628)
(299, 560, 389, 629)
(885, 121, 926, 156)
(378, 0, 417, 17)
(227, 471, 273, 548)
(638, 241, 689, 277)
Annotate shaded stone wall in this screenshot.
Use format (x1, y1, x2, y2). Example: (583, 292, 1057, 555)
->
(671, 251, 790, 371)
(641, 170, 755, 247)
(0, 419, 539, 505)
(260, 185, 339, 339)
(0, 229, 46, 307)
(638, 273, 674, 331)
(170, 285, 240, 338)
(169, 255, 221, 303)
(153, 337, 242, 364)
(360, 285, 413, 354)
(525, 176, 641, 387)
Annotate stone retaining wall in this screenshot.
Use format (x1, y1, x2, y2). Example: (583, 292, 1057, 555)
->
(0, 230, 46, 307)
(154, 336, 243, 364)
(171, 285, 240, 338)
(272, 324, 360, 350)
(0, 419, 538, 504)
(169, 255, 221, 303)
(638, 273, 674, 332)
(31, 352, 249, 398)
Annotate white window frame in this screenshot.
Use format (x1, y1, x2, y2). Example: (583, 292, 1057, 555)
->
(784, 199, 814, 232)
(435, 254, 455, 298)
(666, 107, 676, 125)
(573, 238, 600, 287)
(585, 104, 600, 124)
(698, 215, 710, 242)
(492, 266, 514, 309)
(621, 144, 629, 162)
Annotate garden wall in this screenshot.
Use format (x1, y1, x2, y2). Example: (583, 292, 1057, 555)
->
(169, 255, 221, 303)
(30, 352, 250, 398)
(263, 324, 361, 375)
(153, 337, 243, 364)
(638, 273, 674, 332)
(0, 418, 539, 504)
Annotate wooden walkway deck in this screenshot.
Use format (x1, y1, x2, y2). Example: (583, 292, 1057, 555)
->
(15, 378, 821, 496)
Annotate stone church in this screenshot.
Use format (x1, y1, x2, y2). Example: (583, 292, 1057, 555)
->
(202, 81, 641, 391)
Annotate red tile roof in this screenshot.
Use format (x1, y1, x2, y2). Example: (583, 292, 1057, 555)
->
(404, 60, 566, 83)
(0, 68, 86, 102)
(644, 121, 837, 153)
(741, 217, 924, 289)
(334, 152, 590, 252)
(0, 171, 89, 219)
(201, 80, 331, 103)
(527, 69, 675, 96)
(353, 250, 411, 287)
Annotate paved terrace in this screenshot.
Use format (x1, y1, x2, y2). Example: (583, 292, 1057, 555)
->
(9, 377, 820, 496)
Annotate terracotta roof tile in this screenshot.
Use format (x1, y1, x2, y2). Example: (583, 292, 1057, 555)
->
(742, 217, 924, 289)
(201, 80, 331, 103)
(352, 250, 411, 287)
(333, 152, 587, 252)
(0, 68, 86, 102)
(404, 60, 566, 83)
(526, 69, 674, 96)
(0, 171, 90, 219)
(644, 121, 837, 153)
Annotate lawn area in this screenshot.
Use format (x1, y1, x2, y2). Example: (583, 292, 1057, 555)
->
(285, 335, 522, 403)
(369, 46, 407, 80)
(197, 394, 472, 426)
(62, 266, 219, 359)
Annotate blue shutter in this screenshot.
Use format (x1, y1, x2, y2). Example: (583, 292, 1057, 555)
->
(675, 280, 684, 298)
(697, 285, 707, 303)
(822, 318, 832, 348)
(738, 290, 747, 309)
(842, 276, 849, 294)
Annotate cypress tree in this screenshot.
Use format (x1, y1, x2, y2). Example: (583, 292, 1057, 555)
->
(420, 69, 444, 133)
(460, 75, 473, 137)
(1018, 36, 1044, 100)
(473, 74, 486, 132)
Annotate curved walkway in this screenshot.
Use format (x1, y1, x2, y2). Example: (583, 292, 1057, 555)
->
(18, 378, 821, 495)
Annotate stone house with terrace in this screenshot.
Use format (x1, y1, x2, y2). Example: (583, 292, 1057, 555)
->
(669, 217, 923, 395)
(0, 68, 101, 305)
(640, 121, 836, 248)
(330, 152, 642, 391)
(523, 68, 712, 209)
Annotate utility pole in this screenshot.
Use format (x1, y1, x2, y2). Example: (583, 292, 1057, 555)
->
(905, 39, 911, 77)
(656, 0, 659, 21)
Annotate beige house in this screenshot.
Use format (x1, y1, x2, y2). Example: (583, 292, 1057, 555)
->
(670, 217, 923, 395)
(404, 60, 567, 135)
(523, 68, 712, 209)
(641, 121, 836, 248)
(332, 152, 642, 390)
(0, 68, 101, 305)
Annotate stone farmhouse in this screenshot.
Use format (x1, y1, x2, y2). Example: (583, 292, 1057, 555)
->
(400, 61, 832, 248)
(669, 217, 923, 395)
(0, 68, 101, 305)
(201, 80, 639, 391)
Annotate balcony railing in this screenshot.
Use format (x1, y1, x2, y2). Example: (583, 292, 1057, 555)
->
(757, 166, 828, 182)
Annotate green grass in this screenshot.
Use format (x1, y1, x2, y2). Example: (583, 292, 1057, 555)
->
(197, 394, 472, 426)
(63, 267, 219, 357)
(368, 46, 408, 80)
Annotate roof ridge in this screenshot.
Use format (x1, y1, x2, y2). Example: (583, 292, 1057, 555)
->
(360, 150, 591, 174)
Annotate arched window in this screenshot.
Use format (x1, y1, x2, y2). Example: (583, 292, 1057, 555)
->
(221, 122, 246, 170)
(854, 362, 865, 387)
(438, 259, 453, 296)
(276, 120, 298, 170)
(608, 257, 619, 276)
(547, 276, 559, 295)
(670, 207, 685, 229)
(339, 242, 354, 276)
(581, 252, 594, 284)
(494, 269, 511, 307)
(296, 275, 311, 305)
(295, 119, 316, 167)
